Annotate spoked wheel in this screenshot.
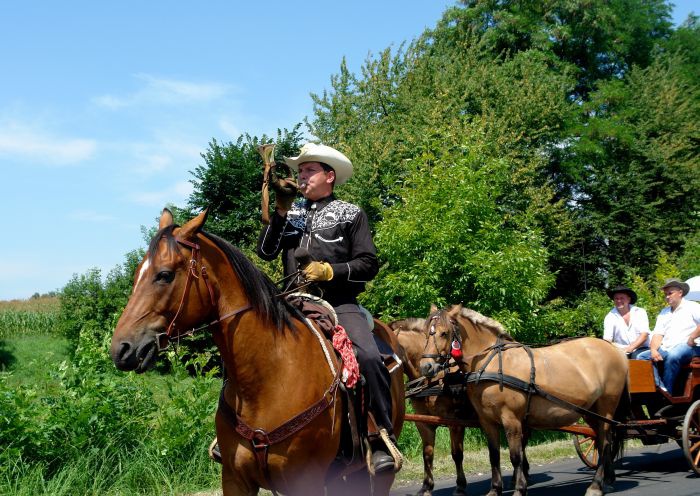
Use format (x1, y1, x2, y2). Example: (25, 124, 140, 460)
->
(573, 433, 598, 469)
(682, 399, 700, 475)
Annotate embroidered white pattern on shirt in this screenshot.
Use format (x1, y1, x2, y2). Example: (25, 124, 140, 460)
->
(312, 200, 360, 231)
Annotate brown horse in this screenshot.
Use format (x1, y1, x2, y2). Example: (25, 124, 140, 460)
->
(420, 305, 630, 496)
(110, 209, 404, 496)
(391, 318, 470, 496)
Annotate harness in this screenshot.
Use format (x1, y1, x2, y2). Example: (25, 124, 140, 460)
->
(422, 315, 623, 427)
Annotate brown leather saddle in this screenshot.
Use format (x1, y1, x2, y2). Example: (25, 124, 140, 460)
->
(285, 294, 400, 467)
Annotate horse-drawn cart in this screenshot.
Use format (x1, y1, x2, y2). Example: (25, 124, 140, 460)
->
(404, 358, 700, 476)
(567, 358, 700, 474)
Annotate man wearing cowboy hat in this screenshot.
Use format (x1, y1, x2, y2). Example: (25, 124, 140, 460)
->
(257, 142, 397, 472)
(637, 279, 700, 394)
(603, 285, 650, 358)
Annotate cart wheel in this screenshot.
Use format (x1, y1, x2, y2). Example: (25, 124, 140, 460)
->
(573, 434, 598, 469)
(682, 399, 700, 475)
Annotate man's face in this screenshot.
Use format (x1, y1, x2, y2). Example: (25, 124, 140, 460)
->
(298, 162, 335, 201)
(613, 292, 631, 310)
(663, 288, 683, 308)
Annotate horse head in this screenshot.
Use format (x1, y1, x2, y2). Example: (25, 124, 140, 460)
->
(419, 304, 463, 378)
(110, 208, 218, 373)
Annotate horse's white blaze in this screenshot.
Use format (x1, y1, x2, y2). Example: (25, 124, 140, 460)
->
(134, 257, 150, 290)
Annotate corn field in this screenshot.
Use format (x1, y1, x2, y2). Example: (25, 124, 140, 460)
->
(0, 297, 59, 337)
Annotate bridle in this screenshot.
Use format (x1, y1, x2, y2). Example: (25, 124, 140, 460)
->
(421, 313, 461, 368)
(155, 235, 251, 351)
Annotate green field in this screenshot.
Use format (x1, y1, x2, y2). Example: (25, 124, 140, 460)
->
(0, 297, 582, 495)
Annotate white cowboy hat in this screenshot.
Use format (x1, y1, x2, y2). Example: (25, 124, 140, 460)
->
(284, 143, 353, 185)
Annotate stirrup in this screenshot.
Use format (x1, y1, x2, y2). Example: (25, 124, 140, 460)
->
(209, 437, 222, 464)
(366, 428, 403, 475)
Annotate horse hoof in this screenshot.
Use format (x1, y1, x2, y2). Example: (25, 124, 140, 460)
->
(415, 488, 432, 496)
(584, 489, 603, 496)
(452, 488, 467, 496)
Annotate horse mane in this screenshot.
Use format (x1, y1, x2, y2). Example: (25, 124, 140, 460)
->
(150, 225, 295, 332)
(389, 317, 426, 334)
(457, 306, 514, 341)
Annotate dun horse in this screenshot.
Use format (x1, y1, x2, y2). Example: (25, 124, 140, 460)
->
(110, 209, 405, 496)
(391, 318, 470, 496)
(420, 305, 630, 496)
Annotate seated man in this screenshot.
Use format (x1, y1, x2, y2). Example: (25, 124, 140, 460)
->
(257, 142, 397, 472)
(603, 285, 650, 358)
(637, 279, 700, 394)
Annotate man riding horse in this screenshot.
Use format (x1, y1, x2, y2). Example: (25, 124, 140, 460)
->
(257, 142, 397, 472)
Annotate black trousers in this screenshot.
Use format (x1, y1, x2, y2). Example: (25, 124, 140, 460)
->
(335, 304, 394, 435)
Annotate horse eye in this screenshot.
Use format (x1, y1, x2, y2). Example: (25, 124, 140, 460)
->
(155, 270, 175, 284)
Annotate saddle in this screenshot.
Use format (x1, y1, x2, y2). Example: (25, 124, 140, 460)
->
(285, 293, 403, 473)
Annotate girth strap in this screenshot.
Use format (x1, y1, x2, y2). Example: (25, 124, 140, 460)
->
(217, 370, 342, 490)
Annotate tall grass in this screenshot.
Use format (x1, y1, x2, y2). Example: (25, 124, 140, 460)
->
(0, 297, 59, 338)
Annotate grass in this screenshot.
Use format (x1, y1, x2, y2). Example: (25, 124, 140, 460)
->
(0, 298, 595, 495)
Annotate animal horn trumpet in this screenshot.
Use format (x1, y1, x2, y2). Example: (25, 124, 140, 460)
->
(258, 143, 276, 225)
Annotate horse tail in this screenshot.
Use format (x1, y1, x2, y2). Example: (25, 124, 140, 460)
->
(611, 377, 630, 460)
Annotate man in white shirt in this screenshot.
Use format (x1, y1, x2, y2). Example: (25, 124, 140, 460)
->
(637, 279, 700, 394)
(603, 285, 650, 358)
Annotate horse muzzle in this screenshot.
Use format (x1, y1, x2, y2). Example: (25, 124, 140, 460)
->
(111, 329, 163, 373)
(420, 360, 441, 378)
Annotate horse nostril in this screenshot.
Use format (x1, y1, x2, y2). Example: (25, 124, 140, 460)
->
(116, 342, 132, 363)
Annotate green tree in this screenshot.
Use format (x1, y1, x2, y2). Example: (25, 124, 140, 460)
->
(558, 51, 700, 291)
(187, 126, 304, 249)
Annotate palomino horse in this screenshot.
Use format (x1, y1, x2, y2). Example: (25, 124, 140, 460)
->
(391, 318, 470, 496)
(420, 305, 630, 496)
(110, 209, 404, 496)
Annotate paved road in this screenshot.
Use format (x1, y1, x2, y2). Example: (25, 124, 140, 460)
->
(391, 442, 698, 495)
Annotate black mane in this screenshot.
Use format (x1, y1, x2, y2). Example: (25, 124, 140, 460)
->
(150, 226, 295, 331)
(204, 231, 295, 331)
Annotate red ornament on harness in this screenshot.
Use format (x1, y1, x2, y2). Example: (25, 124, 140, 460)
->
(450, 339, 463, 360)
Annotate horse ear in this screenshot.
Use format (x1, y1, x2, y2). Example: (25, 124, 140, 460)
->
(179, 208, 209, 240)
(159, 208, 174, 229)
(429, 304, 438, 314)
(449, 303, 463, 317)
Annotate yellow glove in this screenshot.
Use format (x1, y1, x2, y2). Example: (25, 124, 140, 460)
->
(302, 261, 334, 282)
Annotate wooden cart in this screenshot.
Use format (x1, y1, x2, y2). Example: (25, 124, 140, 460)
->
(567, 358, 700, 474)
(404, 358, 700, 474)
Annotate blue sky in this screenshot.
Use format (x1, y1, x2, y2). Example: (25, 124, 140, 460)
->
(0, 1, 696, 300)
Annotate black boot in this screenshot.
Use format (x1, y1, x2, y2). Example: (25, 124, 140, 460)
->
(370, 437, 396, 473)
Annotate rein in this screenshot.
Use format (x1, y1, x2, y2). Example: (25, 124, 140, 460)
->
(156, 236, 252, 351)
(157, 234, 344, 491)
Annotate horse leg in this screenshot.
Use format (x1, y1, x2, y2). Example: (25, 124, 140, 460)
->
(449, 425, 467, 496)
(415, 422, 437, 496)
(503, 420, 528, 496)
(481, 421, 503, 496)
(583, 418, 613, 496)
(221, 464, 259, 496)
(521, 427, 530, 482)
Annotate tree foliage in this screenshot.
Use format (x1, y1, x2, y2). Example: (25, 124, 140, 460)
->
(187, 126, 305, 248)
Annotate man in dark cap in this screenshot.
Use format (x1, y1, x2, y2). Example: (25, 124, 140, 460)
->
(603, 285, 650, 358)
(637, 279, 700, 393)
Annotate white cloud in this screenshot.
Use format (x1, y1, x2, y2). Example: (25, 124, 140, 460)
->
(128, 180, 194, 207)
(94, 74, 232, 109)
(0, 122, 96, 165)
